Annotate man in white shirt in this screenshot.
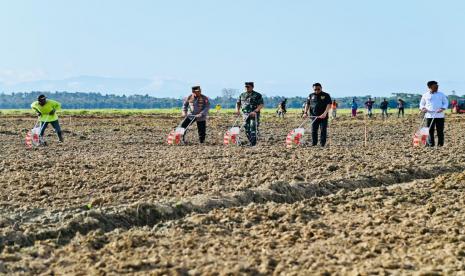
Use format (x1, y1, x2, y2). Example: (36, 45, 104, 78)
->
(419, 81, 449, 147)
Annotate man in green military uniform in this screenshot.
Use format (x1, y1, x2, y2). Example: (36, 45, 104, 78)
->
(31, 94, 64, 144)
(235, 82, 264, 146)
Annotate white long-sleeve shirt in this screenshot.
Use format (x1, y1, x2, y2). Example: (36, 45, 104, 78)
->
(419, 91, 449, 118)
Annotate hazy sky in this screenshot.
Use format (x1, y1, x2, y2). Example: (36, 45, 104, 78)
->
(1, 0, 464, 97)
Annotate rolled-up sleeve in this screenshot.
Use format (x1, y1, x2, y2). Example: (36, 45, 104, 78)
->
(182, 97, 189, 113)
(326, 95, 332, 106)
(201, 97, 210, 116)
(419, 95, 426, 110)
(31, 102, 38, 111)
(53, 100, 62, 111)
(442, 94, 449, 109)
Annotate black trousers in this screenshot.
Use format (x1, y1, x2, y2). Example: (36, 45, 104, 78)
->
(181, 117, 206, 143)
(426, 118, 445, 147)
(40, 120, 63, 141)
(39, 120, 62, 136)
(311, 118, 328, 147)
(398, 108, 404, 117)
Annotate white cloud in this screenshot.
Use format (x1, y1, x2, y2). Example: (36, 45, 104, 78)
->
(140, 76, 194, 97)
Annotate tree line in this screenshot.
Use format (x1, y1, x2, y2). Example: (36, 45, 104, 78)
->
(0, 91, 462, 109)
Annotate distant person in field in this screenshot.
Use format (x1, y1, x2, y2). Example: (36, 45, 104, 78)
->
(331, 100, 338, 119)
(420, 81, 448, 147)
(451, 99, 458, 113)
(236, 82, 264, 146)
(31, 95, 64, 144)
(303, 83, 332, 147)
(351, 98, 358, 117)
(380, 98, 389, 119)
(215, 104, 222, 114)
(301, 102, 306, 117)
(364, 97, 375, 118)
(181, 86, 211, 143)
(276, 99, 287, 118)
(397, 98, 405, 118)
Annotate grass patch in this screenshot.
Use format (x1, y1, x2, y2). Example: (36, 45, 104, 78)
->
(0, 107, 444, 116)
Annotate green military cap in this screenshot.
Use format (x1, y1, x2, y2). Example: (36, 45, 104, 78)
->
(245, 82, 254, 87)
(191, 86, 201, 92)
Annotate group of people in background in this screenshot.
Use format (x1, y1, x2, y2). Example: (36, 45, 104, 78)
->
(346, 97, 406, 119)
(31, 81, 452, 148)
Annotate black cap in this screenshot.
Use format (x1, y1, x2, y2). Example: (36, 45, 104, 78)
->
(38, 94, 46, 101)
(191, 86, 201, 92)
(312, 83, 322, 87)
(245, 82, 254, 87)
(427, 80, 438, 87)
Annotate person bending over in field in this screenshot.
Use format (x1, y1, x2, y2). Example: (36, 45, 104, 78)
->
(31, 94, 64, 145)
(276, 99, 287, 118)
(181, 86, 211, 143)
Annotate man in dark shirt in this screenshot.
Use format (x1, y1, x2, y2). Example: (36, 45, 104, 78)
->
(380, 98, 389, 119)
(303, 83, 332, 147)
(397, 98, 406, 118)
(365, 97, 375, 118)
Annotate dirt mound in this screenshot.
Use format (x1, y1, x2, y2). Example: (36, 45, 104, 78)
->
(2, 170, 464, 274)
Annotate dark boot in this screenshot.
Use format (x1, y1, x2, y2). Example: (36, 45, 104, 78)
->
(57, 132, 64, 142)
(250, 134, 257, 146)
(197, 121, 206, 144)
(39, 136, 48, 146)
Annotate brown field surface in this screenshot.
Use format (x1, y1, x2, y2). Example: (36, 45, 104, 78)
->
(1, 113, 464, 274)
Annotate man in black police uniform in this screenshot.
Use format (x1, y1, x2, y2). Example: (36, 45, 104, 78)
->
(303, 83, 332, 147)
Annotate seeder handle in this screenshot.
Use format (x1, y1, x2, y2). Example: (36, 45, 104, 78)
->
(297, 119, 307, 129)
(231, 114, 242, 128)
(177, 114, 197, 128)
(33, 118, 40, 129)
(419, 110, 437, 129)
(230, 113, 251, 129)
(37, 114, 52, 135)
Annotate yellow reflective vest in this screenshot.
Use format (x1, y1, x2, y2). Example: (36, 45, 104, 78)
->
(31, 99, 61, 122)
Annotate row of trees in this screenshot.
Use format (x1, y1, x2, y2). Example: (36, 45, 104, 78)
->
(0, 92, 183, 109)
(0, 91, 462, 109)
